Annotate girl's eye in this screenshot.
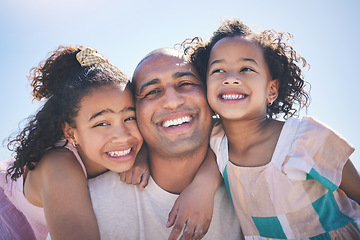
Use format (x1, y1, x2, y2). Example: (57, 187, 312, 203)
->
(212, 69, 225, 74)
(94, 122, 109, 127)
(124, 116, 136, 122)
(241, 67, 255, 72)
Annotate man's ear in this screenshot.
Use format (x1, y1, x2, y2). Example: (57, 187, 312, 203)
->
(267, 79, 279, 104)
(63, 122, 75, 141)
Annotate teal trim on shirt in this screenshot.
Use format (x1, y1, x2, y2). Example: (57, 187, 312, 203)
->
(252, 216, 287, 239)
(223, 165, 233, 205)
(312, 191, 354, 232)
(306, 168, 338, 192)
(309, 231, 331, 240)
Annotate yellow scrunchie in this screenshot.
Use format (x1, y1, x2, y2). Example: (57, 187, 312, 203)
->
(76, 47, 106, 67)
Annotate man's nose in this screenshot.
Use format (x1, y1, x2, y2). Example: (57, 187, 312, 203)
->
(161, 87, 185, 109)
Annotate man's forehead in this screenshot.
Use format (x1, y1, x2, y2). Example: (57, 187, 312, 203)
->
(142, 52, 188, 68)
(133, 53, 196, 81)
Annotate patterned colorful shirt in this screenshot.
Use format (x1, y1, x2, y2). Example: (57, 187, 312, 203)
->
(210, 117, 360, 239)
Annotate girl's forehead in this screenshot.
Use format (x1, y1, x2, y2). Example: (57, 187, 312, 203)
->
(83, 85, 132, 103)
(213, 36, 259, 51)
(210, 36, 264, 60)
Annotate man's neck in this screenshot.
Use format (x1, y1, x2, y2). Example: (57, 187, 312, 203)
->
(148, 144, 208, 194)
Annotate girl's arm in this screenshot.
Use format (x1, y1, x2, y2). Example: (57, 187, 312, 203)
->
(119, 144, 150, 191)
(26, 149, 100, 240)
(339, 159, 360, 204)
(167, 148, 222, 240)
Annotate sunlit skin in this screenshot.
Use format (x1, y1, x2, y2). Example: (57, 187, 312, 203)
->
(207, 36, 278, 122)
(207, 36, 282, 167)
(133, 52, 212, 160)
(131, 50, 213, 195)
(65, 85, 143, 178)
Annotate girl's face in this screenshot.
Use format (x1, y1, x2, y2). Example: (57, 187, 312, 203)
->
(66, 85, 143, 178)
(206, 36, 278, 121)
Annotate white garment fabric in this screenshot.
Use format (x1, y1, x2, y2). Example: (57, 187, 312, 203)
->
(88, 171, 243, 240)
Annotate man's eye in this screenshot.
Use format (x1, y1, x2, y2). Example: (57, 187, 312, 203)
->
(143, 89, 161, 98)
(179, 82, 195, 87)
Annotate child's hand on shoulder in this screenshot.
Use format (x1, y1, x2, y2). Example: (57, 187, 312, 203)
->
(166, 148, 221, 240)
(166, 182, 213, 240)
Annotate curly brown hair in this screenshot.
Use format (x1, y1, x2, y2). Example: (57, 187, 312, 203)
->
(182, 19, 310, 119)
(7, 46, 129, 180)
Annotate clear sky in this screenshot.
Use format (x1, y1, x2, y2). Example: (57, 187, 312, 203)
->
(0, 0, 359, 171)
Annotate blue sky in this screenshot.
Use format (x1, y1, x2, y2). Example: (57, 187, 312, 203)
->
(1, 0, 359, 171)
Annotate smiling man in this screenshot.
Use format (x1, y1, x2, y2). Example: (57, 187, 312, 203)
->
(132, 48, 214, 194)
(88, 48, 242, 240)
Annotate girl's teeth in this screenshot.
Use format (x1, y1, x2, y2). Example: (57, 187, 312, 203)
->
(107, 148, 131, 157)
(222, 94, 244, 100)
(162, 116, 192, 128)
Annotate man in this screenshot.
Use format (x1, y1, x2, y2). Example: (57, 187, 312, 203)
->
(88, 48, 242, 239)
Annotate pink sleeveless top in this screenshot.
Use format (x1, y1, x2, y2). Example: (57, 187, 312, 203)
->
(0, 140, 86, 240)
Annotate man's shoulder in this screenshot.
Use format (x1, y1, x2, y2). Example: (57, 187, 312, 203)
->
(88, 170, 118, 185)
(87, 171, 137, 196)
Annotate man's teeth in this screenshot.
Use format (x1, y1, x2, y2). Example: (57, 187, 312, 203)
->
(162, 116, 192, 128)
(222, 94, 245, 100)
(107, 148, 131, 157)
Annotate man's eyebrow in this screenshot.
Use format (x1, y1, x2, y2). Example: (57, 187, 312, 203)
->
(138, 78, 160, 94)
(173, 72, 198, 79)
(89, 107, 135, 121)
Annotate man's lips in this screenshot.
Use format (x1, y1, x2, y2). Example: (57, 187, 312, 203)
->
(161, 115, 193, 128)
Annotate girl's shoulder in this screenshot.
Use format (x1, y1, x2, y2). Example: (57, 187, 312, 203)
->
(280, 116, 354, 187)
(24, 148, 86, 207)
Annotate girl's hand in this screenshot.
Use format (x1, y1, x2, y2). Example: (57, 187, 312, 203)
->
(166, 148, 222, 240)
(166, 181, 213, 240)
(119, 144, 150, 191)
(119, 163, 150, 191)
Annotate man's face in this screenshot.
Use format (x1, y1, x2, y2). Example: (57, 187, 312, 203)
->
(133, 52, 212, 158)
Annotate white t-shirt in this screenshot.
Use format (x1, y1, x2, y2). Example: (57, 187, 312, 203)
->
(88, 171, 242, 240)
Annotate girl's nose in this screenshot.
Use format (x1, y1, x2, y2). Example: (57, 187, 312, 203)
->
(111, 125, 131, 143)
(223, 77, 240, 85)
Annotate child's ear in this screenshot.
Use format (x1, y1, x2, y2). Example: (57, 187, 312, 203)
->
(63, 122, 75, 142)
(267, 79, 279, 105)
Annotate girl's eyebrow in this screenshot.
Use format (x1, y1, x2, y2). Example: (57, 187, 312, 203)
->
(209, 57, 258, 66)
(242, 58, 257, 64)
(89, 107, 135, 121)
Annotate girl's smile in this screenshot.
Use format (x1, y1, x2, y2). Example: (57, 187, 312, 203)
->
(66, 85, 143, 178)
(206, 36, 277, 121)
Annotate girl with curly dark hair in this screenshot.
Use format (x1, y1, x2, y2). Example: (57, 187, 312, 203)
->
(0, 46, 144, 239)
(185, 19, 360, 239)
